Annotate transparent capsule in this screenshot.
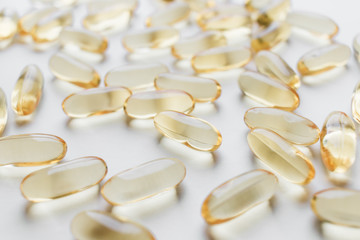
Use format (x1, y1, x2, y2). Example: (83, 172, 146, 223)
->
(146, 2, 190, 27)
(62, 87, 132, 118)
(172, 31, 227, 59)
(0, 89, 7, 135)
(184, 0, 215, 12)
(11, 65, 43, 116)
(154, 111, 222, 151)
(353, 34, 360, 63)
(247, 128, 315, 184)
(352, 82, 360, 124)
(101, 158, 185, 205)
(0, 133, 66, 167)
(49, 53, 100, 89)
(238, 71, 299, 111)
(0, 9, 18, 49)
(256, 0, 291, 26)
(154, 73, 221, 102)
(202, 169, 278, 224)
(21, 156, 107, 202)
(191, 45, 252, 73)
(311, 188, 360, 228)
(297, 44, 351, 76)
(18, 7, 57, 36)
(124, 90, 194, 119)
(105, 63, 168, 91)
(255, 50, 300, 89)
(320, 111, 356, 173)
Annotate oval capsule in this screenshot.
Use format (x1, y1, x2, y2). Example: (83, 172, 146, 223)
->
(0, 89, 7, 135)
(256, 0, 291, 26)
(18, 7, 57, 36)
(297, 44, 351, 76)
(353, 34, 360, 63)
(238, 71, 299, 111)
(101, 158, 186, 205)
(201, 169, 278, 224)
(320, 111, 356, 173)
(247, 128, 315, 184)
(146, 2, 190, 27)
(62, 87, 132, 118)
(0, 9, 18, 49)
(49, 53, 100, 88)
(154, 111, 222, 151)
(21, 156, 107, 202)
(124, 90, 194, 119)
(11, 65, 43, 116)
(352, 82, 360, 123)
(0, 133, 67, 167)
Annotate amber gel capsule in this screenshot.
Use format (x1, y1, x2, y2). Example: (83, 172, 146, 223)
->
(247, 128, 315, 184)
(256, 0, 291, 26)
(11, 65, 43, 116)
(0, 89, 7, 135)
(146, 2, 190, 27)
(154, 111, 222, 151)
(0, 9, 18, 49)
(101, 158, 185, 205)
(18, 7, 57, 36)
(352, 82, 360, 123)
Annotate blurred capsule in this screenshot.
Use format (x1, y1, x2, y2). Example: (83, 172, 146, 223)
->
(146, 2, 190, 27)
(0, 9, 18, 49)
(19, 7, 57, 36)
(0, 89, 7, 136)
(353, 34, 360, 63)
(256, 0, 291, 26)
(184, 0, 215, 12)
(245, 0, 272, 12)
(352, 81, 360, 124)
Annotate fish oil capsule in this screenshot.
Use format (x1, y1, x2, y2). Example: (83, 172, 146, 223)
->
(191, 45, 252, 73)
(0, 9, 18, 49)
(256, 0, 291, 26)
(62, 87, 132, 118)
(101, 158, 185, 205)
(0, 89, 7, 135)
(297, 44, 351, 76)
(49, 53, 100, 88)
(353, 34, 360, 63)
(0, 133, 66, 166)
(154, 73, 221, 102)
(352, 82, 360, 123)
(172, 31, 227, 60)
(146, 2, 190, 27)
(72, 211, 155, 240)
(105, 63, 168, 91)
(21, 156, 107, 202)
(18, 7, 57, 36)
(124, 90, 194, 119)
(247, 128, 315, 184)
(238, 71, 299, 111)
(11, 65, 43, 116)
(255, 50, 300, 89)
(201, 169, 278, 224)
(320, 111, 356, 173)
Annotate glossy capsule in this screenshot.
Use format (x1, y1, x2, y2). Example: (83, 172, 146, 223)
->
(0, 133, 67, 167)
(0, 89, 7, 135)
(18, 7, 57, 36)
(352, 82, 360, 123)
(201, 169, 278, 224)
(256, 0, 291, 26)
(320, 111, 356, 173)
(21, 156, 107, 202)
(101, 158, 185, 205)
(49, 53, 100, 88)
(154, 111, 222, 151)
(238, 71, 299, 111)
(154, 73, 221, 102)
(353, 34, 360, 63)
(247, 128, 315, 184)
(11, 65, 43, 116)
(146, 2, 190, 27)
(0, 9, 18, 49)
(297, 44, 351, 76)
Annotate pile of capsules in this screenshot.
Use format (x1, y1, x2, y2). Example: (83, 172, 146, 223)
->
(1, 0, 360, 238)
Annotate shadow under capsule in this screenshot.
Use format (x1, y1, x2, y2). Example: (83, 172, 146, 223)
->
(66, 111, 126, 130)
(51, 77, 85, 96)
(327, 170, 351, 186)
(125, 48, 172, 63)
(289, 28, 333, 46)
(61, 47, 106, 64)
(223, 28, 251, 46)
(172, 59, 194, 74)
(198, 68, 245, 84)
(0, 164, 55, 179)
(301, 65, 347, 86)
(125, 116, 156, 131)
(15, 113, 36, 126)
(191, 102, 219, 116)
(320, 221, 360, 240)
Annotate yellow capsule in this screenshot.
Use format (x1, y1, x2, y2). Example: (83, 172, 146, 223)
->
(184, 0, 215, 12)
(191, 45, 252, 73)
(172, 31, 227, 60)
(0, 89, 7, 135)
(124, 90, 194, 119)
(101, 158, 185, 205)
(238, 71, 299, 111)
(201, 169, 278, 224)
(105, 63, 168, 91)
(49, 53, 100, 89)
(353, 34, 360, 63)
(21, 156, 107, 202)
(297, 44, 351, 76)
(244, 107, 320, 145)
(352, 82, 360, 124)
(11, 65, 43, 116)
(247, 128, 315, 184)
(18, 7, 57, 36)
(255, 50, 300, 89)
(256, 0, 291, 26)
(320, 111, 356, 173)
(0, 133, 67, 167)
(0, 9, 18, 49)
(146, 2, 190, 27)
(154, 73, 221, 102)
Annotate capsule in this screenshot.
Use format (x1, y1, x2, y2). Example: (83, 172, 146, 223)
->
(202, 169, 278, 224)
(256, 0, 291, 26)
(0, 133, 67, 167)
(124, 90, 194, 119)
(0, 9, 18, 49)
(247, 128, 315, 184)
(101, 158, 185, 205)
(49, 53, 100, 89)
(146, 2, 190, 27)
(184, 0, 215, 12)
(11, 65, 43, 116)
(352, 82, 360, 123)
(172, 31, 227, 59)
(320, 111, 356, 173)
(191, 46, 252, 73)
(154, 111, 222, 151)
(18, 7, 57, 36)
(238, 71, 299, 111)
(354, 34, 360, 63)
(21, 156, 107, 202)
(105, 63, 168, 91)
(297, 44, 351, 76)
(245, 0, 271, 12)
(154, 73, 221, 102)
(0, 89, 7, 135)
